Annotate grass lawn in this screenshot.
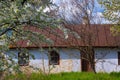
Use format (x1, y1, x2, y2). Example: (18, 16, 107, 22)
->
(4, 72, 120, 80)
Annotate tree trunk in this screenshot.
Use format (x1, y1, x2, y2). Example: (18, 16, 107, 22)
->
(0, 71, 4, 80)
(90, 62, 96, 74)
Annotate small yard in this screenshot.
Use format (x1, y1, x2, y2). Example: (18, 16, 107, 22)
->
(4, 72, 120, 80)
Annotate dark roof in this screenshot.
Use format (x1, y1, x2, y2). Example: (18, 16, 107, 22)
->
(10, 24, 120, 48)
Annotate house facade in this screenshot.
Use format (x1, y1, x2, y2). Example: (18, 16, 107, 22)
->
(7, 24, 120, 73)
(6, 48, 120, 73)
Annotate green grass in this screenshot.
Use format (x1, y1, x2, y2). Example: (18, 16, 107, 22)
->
(4, 72, 120, 80)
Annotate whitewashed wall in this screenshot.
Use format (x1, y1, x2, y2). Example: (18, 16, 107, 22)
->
(6, 48, 81, 73)
(95, 48, 120, 73)
(50, 48, 81, 73)
(6, 48, 120, 73)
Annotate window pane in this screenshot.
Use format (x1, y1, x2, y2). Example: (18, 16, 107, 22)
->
(118, 52, 120, 65)
(18, 52, 29, 66)
(49, 50, 59, 65)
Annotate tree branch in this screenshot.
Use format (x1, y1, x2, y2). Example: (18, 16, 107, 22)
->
(0, 28, 13, 36)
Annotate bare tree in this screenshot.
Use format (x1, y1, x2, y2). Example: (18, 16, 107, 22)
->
(52, 0, 103, 73)
(62, 24, 97, 73)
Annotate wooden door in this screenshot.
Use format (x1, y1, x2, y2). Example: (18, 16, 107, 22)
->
(81, 49, 94, 72)
(81, 53, 90, 71)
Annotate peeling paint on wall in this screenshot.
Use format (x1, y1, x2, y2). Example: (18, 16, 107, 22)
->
(95, 48, 120, 73)
(6, 48, 120, 73)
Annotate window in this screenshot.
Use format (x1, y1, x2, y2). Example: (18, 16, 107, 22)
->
(18, 52, 29, 66)
(49, 50, 60, 65)
(118, 52, 120, 65)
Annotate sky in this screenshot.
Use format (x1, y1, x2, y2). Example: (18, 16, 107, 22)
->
(52, 0, 104, 12)
(51, 0, 110, 24)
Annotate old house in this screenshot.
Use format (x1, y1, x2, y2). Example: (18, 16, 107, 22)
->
(6, 24, 120, 73)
